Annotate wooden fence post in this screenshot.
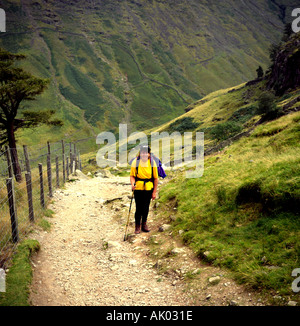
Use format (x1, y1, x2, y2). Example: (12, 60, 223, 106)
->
(66, 156, 69, 178)
(62, 140, 65, 183)
(74, 143, 77, 170)
(69, 143, 72, 173)
(47, 153, 53, 197)
(71, 153, 74, 174)
(47, 141, 51, 156)
(72, 153, 76, 173)
(23, 145, 31, 173)
(56, 155, 59, 188)
(38, 163, 45, 209)
(25, 172, 34, 222)
(5, 145, 13, 178)
(6, 178, 19, 243)
(78, 151, 82, 171)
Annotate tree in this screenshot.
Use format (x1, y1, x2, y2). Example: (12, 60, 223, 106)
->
(256, 66, 264, 79)
(256, 91, 281, 121)
(0, 48, 62, 182)
(269, 43, 281, 64)
(282, 23, 293, 42)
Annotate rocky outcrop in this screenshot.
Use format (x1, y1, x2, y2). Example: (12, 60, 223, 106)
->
(267, 33, 300, 96)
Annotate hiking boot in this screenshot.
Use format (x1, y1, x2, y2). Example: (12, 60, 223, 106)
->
(135, 224, 141, 234)
(142, 222, 150, 232)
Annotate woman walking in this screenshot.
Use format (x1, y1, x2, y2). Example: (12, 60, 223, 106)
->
(130, 145, 158, 234)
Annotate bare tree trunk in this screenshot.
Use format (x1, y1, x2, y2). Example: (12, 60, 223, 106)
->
(7, 122, 22, 183)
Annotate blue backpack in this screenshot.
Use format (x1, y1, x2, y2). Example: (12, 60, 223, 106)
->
(129, 153, 167, 179)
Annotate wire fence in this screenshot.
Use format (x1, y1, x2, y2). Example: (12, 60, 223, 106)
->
(0, 137, 96, 270)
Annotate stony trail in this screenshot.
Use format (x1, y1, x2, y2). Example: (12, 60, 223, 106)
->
(29, 173, 266, 306)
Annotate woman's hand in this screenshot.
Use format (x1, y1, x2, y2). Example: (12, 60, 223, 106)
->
(152, 191, 156, 200)
(130, 176, 136, 192)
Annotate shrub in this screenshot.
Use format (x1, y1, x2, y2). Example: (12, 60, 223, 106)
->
(210, 121, 242, 141)
(167, 117, 199, 133)
(256, 92, 282, 121)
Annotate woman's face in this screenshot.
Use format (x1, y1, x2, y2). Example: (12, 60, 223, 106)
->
(140, 151, 149, 162)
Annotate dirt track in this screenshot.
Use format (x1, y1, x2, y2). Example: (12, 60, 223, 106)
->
(29, 173, 266, 306)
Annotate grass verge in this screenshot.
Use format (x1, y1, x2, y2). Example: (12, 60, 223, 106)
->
(0, 239, 40, 306)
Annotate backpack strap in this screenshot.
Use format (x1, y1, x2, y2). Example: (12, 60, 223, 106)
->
(136, 156, 140, 176)
(135, 156, 154, 186)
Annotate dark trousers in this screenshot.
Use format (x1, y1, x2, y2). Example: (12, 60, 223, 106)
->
(134, 190, 152, 225)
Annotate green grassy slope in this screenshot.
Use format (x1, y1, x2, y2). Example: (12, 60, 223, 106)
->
(1, 0, 298, 147)
(154, 82, 300, 302)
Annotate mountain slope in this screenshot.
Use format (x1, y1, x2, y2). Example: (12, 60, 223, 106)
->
(0, 0, 299, 145)
(145, 31, 300, 302)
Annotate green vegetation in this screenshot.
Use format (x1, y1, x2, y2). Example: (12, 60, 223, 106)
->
(209, 121, 242, 141)
(166, 117, 200, 133)
(256, 91, 282, 121)
(157, 108, 300, 301)
(151, 30, 300, 301)
(60, 61, 106, 124)
(0, 0, 294, 146)
(0, 47, 62, 182)
(0, 240, 40, 306)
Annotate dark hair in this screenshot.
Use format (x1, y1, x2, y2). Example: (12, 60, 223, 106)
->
(140, 145, 151, 153)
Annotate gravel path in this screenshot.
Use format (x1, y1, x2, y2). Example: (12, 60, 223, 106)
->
(29, 174, 194, 306)
(29, 173, 266, 306)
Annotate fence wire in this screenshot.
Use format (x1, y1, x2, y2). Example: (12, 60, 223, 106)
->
(0, 137, 94, 270)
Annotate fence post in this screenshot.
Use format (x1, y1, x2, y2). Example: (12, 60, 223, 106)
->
(62, 140, 65, 183)
(72, 153, 76, 173)
(25, 172, 34, 222)
(70, 153, 73, 174)
(47, 141, 51, 156)
(47, 153, 53, 197)
(66, 156, 69, 178)
(5, 146, 13, 178)
(23, 145, 31, 173)
(38, 163, 45, 209)
(56, 155, 59, 188)
(6, 178, 19, 243)
(74, 143, 77, 170)
(69, 143, 72, 173)
(78, 151, 82, 171)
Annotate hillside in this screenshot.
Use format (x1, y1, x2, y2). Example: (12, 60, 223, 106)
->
(146, 31, 300, 302)
(0, 0, 299, 146)
(156, 105, 299, 302)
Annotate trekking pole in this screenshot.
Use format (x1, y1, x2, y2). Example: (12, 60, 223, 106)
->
(124, 190, 134, 241)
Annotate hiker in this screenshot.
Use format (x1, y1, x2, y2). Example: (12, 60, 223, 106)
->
(130, 145, 158, 234)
